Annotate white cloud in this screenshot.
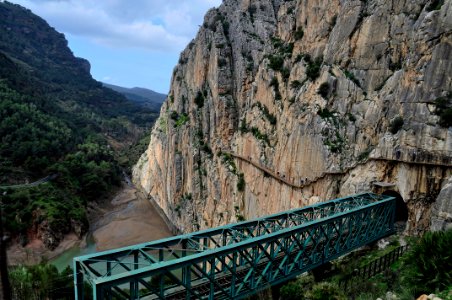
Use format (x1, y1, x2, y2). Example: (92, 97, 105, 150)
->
(9, 0, 222, 52)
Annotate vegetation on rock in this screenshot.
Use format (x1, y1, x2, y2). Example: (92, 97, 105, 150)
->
(433, 94, 452, 128)
(389, 116, 404, 134)
(401, 229, 452, 294)
(281, 275, 346, 300)
(426, 0, 445, 11)
(194, 91, 205, 108)
(305, 55, 323, 81)
(318, 82, 330, 98)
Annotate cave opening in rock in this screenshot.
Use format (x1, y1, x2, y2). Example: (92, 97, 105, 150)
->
(383, 190, 408, 222)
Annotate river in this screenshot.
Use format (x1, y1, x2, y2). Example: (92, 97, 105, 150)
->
(49, 185, 174, 271)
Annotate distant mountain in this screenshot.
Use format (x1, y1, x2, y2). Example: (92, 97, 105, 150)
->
(103, 83, 166, 111)
(0, 1, 159, 249)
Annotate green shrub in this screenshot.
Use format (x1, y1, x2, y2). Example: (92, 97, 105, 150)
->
(426, 0, 445, 11)
(317, 108, 335, 119)
(175, 113, 189, 127)
(318, 82, 330, 98)
(271, 37, 284, 48)
(254, 102, 277, 125)
(280, 281, 304, 300)
(248, 4, 257, 15)
(344, 70, 361, 87)
(389, 59, 402, 71)
(218, 58, 227, 67)
(264, 110, 277, 125)
(290, 80, 302, 89)
(357, 148, 372, 161)
(294, 27, 304, 40)
(221, 153, 237, 173)
(282, 43, 294, 55)
(237, 173, 245, 191)
(389, 116, 404, 134)
(325, 134, 345, 153)
(433, 94, 452, 127)
(194, 91, 205, 108)
(268, 55, 284, 71)
(307, 282, 347, 300)
(281, 67, 291, 79)
(236, 214, 246, 221)
(251, 127, 270, 145)
(401, 229, 452, 294)
(280, 275, 315, 300)
(239, 118, 249, 133)
(269, 77, 282, 100)
(9, 263, 75, 300)
(306, 56, 323, 81)
(170, 110, 179, 120)
(295, 54, 304, 63)
(222, 20, 230, 36)
(201, 143, 212, 156)
(331, 15, 337, 28)
(437, 286, 452, 300)
(269, 77, 279, 87)
(438, 108, 452, 127)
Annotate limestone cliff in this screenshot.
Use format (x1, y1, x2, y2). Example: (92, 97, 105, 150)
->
(133, 0, 452, 235)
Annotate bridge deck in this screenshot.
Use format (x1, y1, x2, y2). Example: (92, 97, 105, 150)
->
(74, 193, 396, 300)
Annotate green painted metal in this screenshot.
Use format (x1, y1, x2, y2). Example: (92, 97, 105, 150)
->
(74, 192, 396, 299)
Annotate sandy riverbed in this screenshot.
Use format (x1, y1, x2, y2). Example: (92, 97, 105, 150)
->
(91, 186, 173, 251)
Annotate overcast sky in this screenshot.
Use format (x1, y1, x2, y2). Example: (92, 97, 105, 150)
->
(8, 0, 222, 93)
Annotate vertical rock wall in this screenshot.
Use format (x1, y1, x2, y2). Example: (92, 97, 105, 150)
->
(133, 0, 452, 234)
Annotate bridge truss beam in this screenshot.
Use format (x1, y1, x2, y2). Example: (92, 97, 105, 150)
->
(74, 193, 395, 299)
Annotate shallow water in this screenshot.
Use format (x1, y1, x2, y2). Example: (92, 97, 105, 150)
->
(50, 235, 97, 272)
(50, 187, 173, 272)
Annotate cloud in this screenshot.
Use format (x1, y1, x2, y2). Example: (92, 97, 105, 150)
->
(9, 0, 222, 52)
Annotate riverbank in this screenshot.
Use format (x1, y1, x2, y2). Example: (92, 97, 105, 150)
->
(7, 233, 87, 265)
(7, 183, 173, 269)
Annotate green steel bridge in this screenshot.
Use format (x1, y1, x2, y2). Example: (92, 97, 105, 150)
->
(74, 192, 396, 299)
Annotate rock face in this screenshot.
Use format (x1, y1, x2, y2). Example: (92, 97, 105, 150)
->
(431, 176, 452, 231)
(133, 0, 452, 235)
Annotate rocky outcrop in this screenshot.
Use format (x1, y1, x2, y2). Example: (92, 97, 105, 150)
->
(431, 176, 452, 231)
(133, 0, 452, 235)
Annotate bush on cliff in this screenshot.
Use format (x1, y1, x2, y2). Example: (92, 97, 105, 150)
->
(400, 229, 452, 295)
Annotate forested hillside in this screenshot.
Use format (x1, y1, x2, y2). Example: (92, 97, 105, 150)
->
(0, 1, 160, 249)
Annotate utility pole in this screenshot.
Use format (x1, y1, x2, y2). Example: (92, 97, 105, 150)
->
(0, 191, 11, 300)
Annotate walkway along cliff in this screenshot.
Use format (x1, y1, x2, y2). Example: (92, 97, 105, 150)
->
(133, 0, 452, 236)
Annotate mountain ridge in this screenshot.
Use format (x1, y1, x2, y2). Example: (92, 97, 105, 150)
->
(103, 82, 166, 110)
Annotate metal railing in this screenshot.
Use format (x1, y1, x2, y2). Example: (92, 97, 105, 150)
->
(339, 244, 410, 291)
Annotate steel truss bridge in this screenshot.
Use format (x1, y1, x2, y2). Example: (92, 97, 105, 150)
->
(74, 193, 396, 299)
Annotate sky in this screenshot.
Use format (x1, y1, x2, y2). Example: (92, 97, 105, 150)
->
(7, 0, 222, 94)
